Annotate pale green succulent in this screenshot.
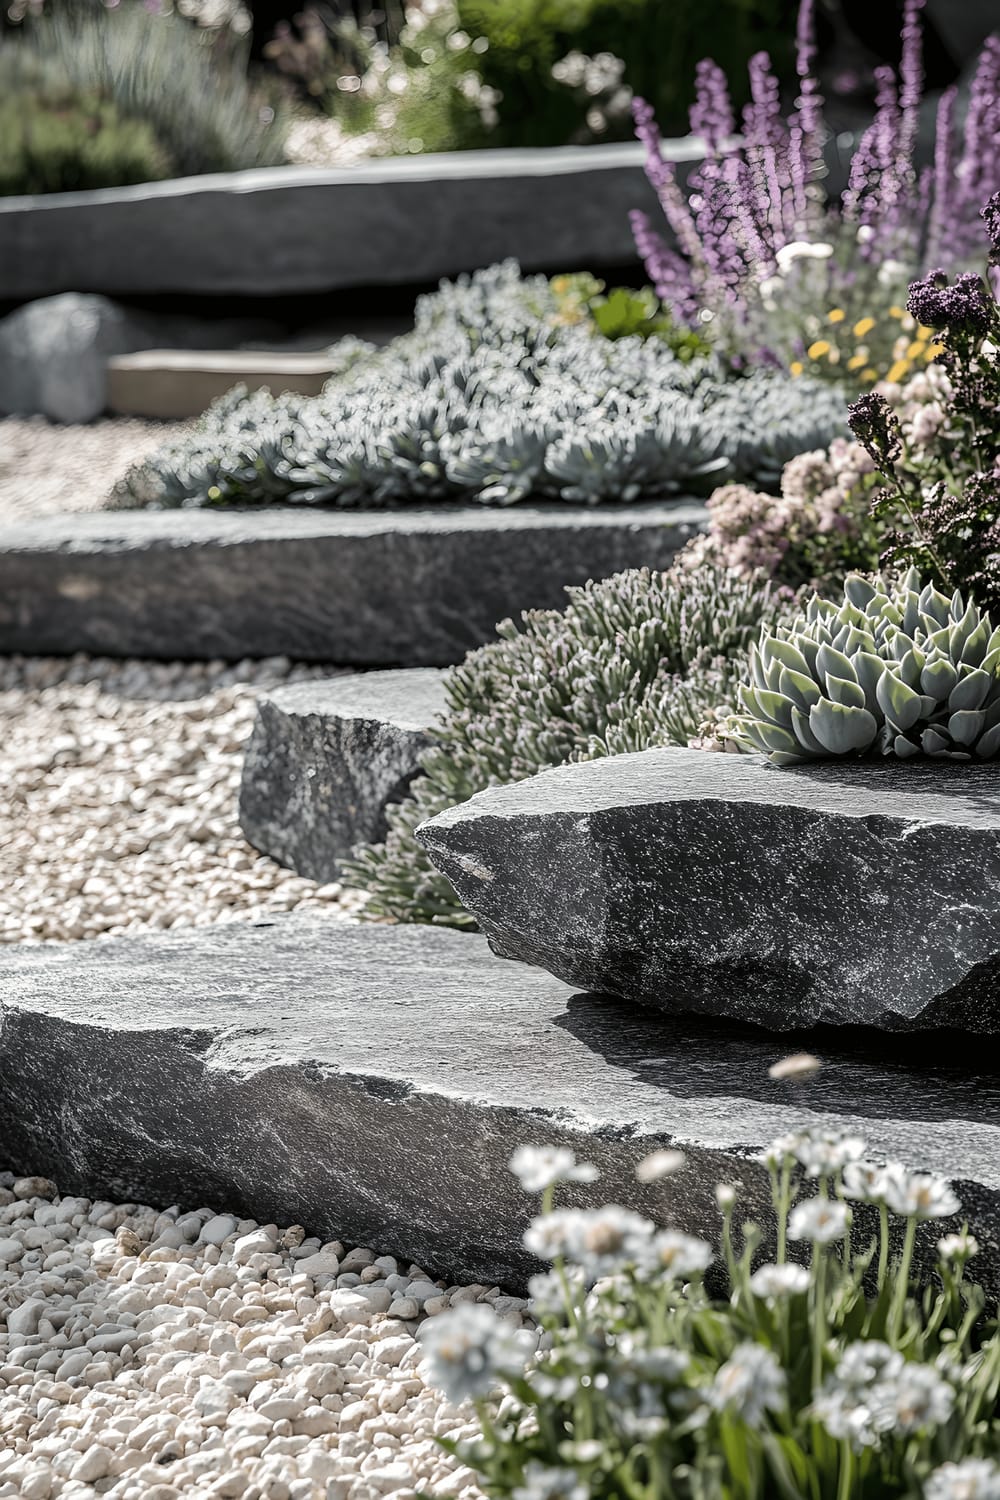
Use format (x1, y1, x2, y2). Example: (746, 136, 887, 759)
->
(734, 569, 1000, 764)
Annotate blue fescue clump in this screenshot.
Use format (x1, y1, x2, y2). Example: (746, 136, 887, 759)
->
(113, 264, 847, 510)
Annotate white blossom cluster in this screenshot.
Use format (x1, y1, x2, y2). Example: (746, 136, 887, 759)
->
(113, 263, 848, 511)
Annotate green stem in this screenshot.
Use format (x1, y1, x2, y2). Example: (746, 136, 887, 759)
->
(888, 1216, 918, 1344)
(877, 1204, 890, 1289)
(836, 1440, 853, 1500)
(811, 1249, 828, 1395)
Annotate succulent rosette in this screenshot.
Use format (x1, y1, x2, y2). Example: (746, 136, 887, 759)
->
(734, 569, 1000, 763)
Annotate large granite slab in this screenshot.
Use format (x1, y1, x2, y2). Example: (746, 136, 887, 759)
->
(0, 142, 674, 301)
(0, 503, 703, 665)
(418, 747, 1000, 1032)
(240, 670, 448, 880)
(0, 915, 995, 1286)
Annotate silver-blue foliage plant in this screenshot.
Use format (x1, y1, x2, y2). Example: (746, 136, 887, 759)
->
(114, 264, 847, 510)
(735, 569, 1000, 764)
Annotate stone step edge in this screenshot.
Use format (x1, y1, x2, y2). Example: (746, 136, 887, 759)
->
(238, 668, 449, 881)
(0, 912, 996, 1287)
(0, 503, 704, 665)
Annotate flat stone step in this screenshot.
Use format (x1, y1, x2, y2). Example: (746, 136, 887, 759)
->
(0, 143, 673, 301)
(240, 669, 448, 880)
(0, 913, 996, 1285)
(418, 746, 1000, 1032)
(0, 504, 702, 664)
(107, 349, 337, 419)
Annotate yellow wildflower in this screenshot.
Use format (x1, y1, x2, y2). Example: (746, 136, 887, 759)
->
(847, 353, 867, 371)
(917, 325, 935, 340)
(854, 317, 876, 337)
(790, 361, 804, 377)
(907, 339, 926, 358)
(926, 343, 946, 359)
(888, 306, 906, 319)
(827, 308, 846, 323)
(807, 340, 831, 359)
(887, 359, 910, 383)
(861, 368, 878, 382)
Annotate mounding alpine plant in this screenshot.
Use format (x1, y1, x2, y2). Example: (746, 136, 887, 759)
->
(421, 1122, 1000, 1500)
(631, 0, 1000, 373)
(343, 559, 785, 925)
(115, 264, 846, 510)
(732, 570, 1000, 765)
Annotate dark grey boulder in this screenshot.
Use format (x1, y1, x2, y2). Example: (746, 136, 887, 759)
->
(418, 747, 1000, 1032)
(0, 504, 703, 664)
(0, 912, 996, 1285)
(0, 293, 146, 423)
(239, 669, 448, 881)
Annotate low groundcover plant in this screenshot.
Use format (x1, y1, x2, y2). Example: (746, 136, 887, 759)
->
(113, 262, 845, 511)
(421, 1130, 1000, 1500)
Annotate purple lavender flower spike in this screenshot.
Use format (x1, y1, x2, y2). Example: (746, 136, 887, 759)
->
(927, 85, 957, 267)
(898, 0, 925, 163)
(629, 0, 1000, 365)
(689, 58, 734, 155)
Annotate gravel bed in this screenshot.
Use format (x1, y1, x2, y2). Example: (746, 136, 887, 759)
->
(0, 417, 190, 522)
(1, 653, 364, 944)
(0, 1171, 527, 1499)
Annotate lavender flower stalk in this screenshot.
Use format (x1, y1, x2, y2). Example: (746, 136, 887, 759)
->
(633, 0, 1000, 366)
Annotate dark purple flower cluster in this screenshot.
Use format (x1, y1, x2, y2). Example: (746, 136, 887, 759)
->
(983, 191, 1000, 265)
(906, 271, 994, 338)
(847, 393, 902, 470)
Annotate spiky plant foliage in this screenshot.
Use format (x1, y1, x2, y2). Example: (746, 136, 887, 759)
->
(113, 264, 848, 511)
(734, 569, 1000, 764)
(343, 559, 784, 926)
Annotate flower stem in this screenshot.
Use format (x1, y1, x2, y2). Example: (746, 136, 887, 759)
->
(888, 1216, 918, 1344)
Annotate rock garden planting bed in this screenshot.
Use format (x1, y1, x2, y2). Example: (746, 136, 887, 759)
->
(0, 504, 704, 665)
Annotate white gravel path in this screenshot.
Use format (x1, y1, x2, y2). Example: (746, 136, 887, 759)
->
(0, 1172, 525, 1500)
(1, 653, 364, 944)
(0, 417, 189, 522)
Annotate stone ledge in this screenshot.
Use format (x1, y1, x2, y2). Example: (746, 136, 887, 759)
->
(239, 669, 448, 880)
(107, 350, 337, 420)
(0, 914, 997, 1285)
(418, 746, 1000, 1032)
(0, 142, 674, 301)
(0, 503, 703, 664)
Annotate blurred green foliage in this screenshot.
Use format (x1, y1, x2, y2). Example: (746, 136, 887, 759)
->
(456, 0, 799, 144)
(550, 272, 713, 358)
(0, 66, 172, 195)
(0, 2, 286, 195)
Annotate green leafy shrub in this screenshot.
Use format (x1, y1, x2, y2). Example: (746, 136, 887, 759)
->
(0, 70, 171, 196)
(456, 0, 797, 145)
(343, 560, 784, 926)
(0, 3, 285, 192)
(422, 1126, 998, 1500)
(733, 570, 1000, 764)
(550, 273, 712, 360)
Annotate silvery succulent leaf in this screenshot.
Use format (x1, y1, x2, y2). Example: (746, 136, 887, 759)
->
(736, 570, 1000, 763)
